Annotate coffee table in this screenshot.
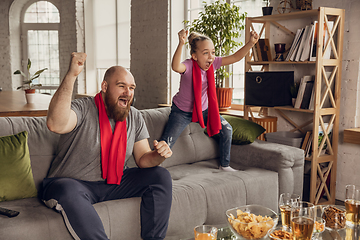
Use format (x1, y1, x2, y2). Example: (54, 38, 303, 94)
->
(181, 224, 358, 240)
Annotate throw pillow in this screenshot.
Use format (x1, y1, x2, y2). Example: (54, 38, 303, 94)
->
(0, 131, 37, 202)
(222, 115, 266, 145)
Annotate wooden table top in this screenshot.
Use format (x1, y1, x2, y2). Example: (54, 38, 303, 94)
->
(0, 90, 52, 117)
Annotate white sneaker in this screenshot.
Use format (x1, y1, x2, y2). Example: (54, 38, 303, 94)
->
(219, 166, 238, 172)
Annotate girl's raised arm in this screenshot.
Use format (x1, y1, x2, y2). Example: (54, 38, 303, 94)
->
(221, 31, 259, 66)
(171, 29, 187, 74)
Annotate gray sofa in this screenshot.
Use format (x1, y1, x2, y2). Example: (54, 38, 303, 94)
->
(0, 107, 304, 240)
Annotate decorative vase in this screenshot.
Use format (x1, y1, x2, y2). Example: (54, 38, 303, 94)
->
(262, 6, 273, 16)
(25, 89, 36, 104)
(216, 87, 233, 111)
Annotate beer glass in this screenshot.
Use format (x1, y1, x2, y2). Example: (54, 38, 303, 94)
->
(194, 225, 217, 240)
(345, 184, 360, 226)
(291, 201, 315, 240)
(279, 193, 300, 230)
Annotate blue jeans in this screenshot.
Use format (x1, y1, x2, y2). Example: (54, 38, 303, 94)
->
(160, 103, 232, 167)
(42, 166, 172, 240)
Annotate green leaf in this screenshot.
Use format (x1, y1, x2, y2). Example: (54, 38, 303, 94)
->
(27, 59, 31, 71)
(34, 68, 47, 76)
(29, 74, 40, 81)
(13, 70, 27, 78)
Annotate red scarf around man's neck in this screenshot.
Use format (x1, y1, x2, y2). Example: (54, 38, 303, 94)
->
(191, 59, 221, 137)
(95, 92, 127, 185)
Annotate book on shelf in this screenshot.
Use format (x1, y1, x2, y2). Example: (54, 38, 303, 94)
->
(301, 131, 312, 151)
(309, 21, 333, 61)
(252, 45, 259, 61)
(308, 71, 333, 110)
(294, 75, 314, 109)
(309, 21, 318, 61)
(258, 39, 272, 61)
(289, 27, 305, 61)
(254, 42, 262, 61)
(300, 80, 314, 109)
(299, 24, 314, 61)
(285, 28, 302, 61)
(295, 25, 312, 61)
(305, 131, 313, 157)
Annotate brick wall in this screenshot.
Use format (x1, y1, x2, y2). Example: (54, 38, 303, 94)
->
(130, 0, 169, 109)
(1, 0, 84, 92)
(0, 0, 12, 90)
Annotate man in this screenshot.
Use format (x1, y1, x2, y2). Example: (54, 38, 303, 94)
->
(42, 52, 173, 240)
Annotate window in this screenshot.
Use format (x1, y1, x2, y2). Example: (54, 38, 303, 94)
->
(84, 0, 131, 94)
(185, 0, 263, 107)
(22, 1, 60, 95)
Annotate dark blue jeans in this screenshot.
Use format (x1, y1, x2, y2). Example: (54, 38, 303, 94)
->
(160, 103, 232, 167)
(42, 166, 172, 240)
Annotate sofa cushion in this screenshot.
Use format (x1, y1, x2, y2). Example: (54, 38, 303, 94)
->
(166, 159, 278, 238)
(221, 115, 265, 145)
(0, 117, 60, 190)
(0, 131, 37, 202)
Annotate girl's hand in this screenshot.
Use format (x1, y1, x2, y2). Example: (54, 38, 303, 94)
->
(178, 29, 188, 45)
(249, 31, 259, 45)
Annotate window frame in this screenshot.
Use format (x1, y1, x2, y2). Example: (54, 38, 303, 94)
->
(20, 1, 60, 93)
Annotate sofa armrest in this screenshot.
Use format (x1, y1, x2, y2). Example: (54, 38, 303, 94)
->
(230, 140, 304, 198)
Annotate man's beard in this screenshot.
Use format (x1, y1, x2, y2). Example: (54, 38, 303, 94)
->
(104, 92, 132, 122)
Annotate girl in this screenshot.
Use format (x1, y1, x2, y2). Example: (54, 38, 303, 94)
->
(160, 29, 259, 171)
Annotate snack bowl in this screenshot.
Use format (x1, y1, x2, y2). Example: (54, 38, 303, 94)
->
(322, 205, 346, 230)
(226, 205, 278, 239)
(268, 226, 293, 240)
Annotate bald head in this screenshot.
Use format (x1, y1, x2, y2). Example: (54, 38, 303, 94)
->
(103, 66, 134, 84)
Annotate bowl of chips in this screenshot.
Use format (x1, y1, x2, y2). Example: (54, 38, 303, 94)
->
(322, 205, 346, 230)
(226, 205, 278, 239)
(268, 226, 293, 240)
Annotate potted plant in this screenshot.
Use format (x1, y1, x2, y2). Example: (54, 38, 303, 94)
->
(14, 59, 47, 103)
(262, 0, 273, 16)
(184, 0, 247, 110)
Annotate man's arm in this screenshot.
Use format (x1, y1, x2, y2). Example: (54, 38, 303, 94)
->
(133, 139, 172, 168)
(47, 52, 87, 134)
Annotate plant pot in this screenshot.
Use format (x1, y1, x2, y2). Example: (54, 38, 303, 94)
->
(216, 87, 233, 111)
(24, 89, 36, 104)
(262, 6, 273, 16)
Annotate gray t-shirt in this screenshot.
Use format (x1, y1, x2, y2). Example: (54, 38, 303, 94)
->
(47, 97, 149, 182)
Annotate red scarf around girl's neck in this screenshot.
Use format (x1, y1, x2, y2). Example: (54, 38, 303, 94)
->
(191, 59, 221, 137)
(94, 92, 127, 185)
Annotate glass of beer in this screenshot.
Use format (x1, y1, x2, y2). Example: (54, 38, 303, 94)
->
(291, 201, 315, 240)
(279, 193, 300, 230)
(345, 184, 360, 226)
(194, 225, 217, 240)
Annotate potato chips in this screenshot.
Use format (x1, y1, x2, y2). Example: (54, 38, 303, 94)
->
(270, 229, 293, 240)
(228, 209, 275, 239)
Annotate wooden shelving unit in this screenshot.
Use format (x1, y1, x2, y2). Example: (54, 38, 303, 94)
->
(243, 7, 345, 205)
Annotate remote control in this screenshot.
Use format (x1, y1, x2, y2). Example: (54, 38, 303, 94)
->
(0, 207, 20, 218)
